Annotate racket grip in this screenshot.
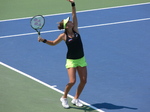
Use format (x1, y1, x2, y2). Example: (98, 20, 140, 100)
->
(38, 36, 42, 42)
(38, 32, 41, 41)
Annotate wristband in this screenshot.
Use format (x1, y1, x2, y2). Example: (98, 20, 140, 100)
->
(71, 2, 75, 7)
(43, 39, 47, 43)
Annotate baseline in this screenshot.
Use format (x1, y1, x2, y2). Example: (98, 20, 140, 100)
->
(0, 2, 150, 22)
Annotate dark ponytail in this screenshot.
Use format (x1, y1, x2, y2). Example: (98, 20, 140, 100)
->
(58, 20, 64, 30)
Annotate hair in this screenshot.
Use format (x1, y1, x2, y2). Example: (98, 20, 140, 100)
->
(57, 20, 64, 30)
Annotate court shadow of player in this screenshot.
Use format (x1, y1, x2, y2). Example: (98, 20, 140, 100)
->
(91, 103, 138, 110)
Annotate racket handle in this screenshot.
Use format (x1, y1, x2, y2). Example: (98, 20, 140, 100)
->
(38, 32, 41, 41)
(38, 32, 41, 42)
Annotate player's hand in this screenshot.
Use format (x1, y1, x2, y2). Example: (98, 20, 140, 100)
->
(38, 36, 44, 42)
(67, 0, 74, 3)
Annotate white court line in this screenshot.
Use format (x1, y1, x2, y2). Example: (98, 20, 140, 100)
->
(0, 2, 150, 22)
(0, 61, 104, 112)
(0, 17, 150, 39)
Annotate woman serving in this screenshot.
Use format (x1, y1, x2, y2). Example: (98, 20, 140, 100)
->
(38, 0, 87, 108)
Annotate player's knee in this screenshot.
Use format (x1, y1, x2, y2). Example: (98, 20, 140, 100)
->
(68, 81, 76, 86)
(71, 81, 76, 85)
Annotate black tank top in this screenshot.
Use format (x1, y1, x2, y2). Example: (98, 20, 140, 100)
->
(65, 30, 84, 59)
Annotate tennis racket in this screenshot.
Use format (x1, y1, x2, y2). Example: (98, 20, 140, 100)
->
(30, 15, 45, 36)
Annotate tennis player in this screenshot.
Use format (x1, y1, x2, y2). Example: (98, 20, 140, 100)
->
(38, 0, 87, 108)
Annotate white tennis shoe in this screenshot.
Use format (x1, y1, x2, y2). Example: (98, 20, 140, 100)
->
(71, 99, 83, 107)
(60, 97, 70, 109)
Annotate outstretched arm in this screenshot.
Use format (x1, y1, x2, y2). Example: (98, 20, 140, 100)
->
(38, 33, 65, 45)
(67, 0, 78, 33)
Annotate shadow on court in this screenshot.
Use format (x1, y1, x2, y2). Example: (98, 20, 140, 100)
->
(91, 103, 138, 110)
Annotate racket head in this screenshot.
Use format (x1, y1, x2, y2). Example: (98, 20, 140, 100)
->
(30, 15, 45, 30)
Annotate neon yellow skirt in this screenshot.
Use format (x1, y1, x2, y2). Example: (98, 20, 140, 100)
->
(65, 57, 87, 68)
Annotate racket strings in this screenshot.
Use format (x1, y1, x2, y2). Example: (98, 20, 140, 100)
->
(31, 15, 45, 30)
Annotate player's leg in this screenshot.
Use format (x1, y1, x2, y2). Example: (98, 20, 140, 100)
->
(71, 66, 87, 107)
(63, 67, 77, 98)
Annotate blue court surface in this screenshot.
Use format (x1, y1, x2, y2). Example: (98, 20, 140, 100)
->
(1, 3, 150, 112)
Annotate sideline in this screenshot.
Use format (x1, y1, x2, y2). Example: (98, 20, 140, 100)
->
(0, 61, 104, 112)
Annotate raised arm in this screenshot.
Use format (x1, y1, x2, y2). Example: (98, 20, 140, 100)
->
(67, 0, 78, 33)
